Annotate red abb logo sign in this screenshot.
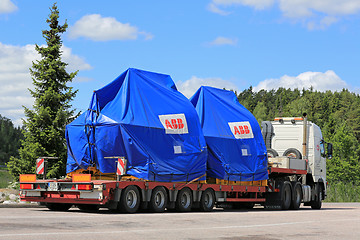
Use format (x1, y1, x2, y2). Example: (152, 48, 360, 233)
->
(159, 113, 188, 134)
(164, 118, 185, 129)
(228, 121, 254, 139)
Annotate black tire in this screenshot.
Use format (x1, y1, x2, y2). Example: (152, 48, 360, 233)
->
(118, 185, 140, 213)
(199, 189, 215, 212)
(311, 184, 323, 210)
(149, 187, 168, 213)
(45, 203, 72, 211)
(283, 148, 302, 159)
(267, 148, 279, 158)
(176, 188, 193, 212)
(280, 181, 292, 210)
(78, 204, 99, 212)
(290, 182, 302, 210)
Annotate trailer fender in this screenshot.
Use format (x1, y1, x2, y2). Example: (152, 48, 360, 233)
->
(193, 190, 201, 202)
(141, 189, 152, 202)
(107, 188, 122, 210)
(169, 189, 178, 202)
(114, 188, 122, 202)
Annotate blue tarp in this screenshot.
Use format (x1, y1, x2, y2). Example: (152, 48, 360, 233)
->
(66, 68, 207, 182)
(190, 86, 268, 181)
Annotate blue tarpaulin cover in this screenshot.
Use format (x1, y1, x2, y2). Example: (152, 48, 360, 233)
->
(66, 68, 207, 182)
(190, 86, 268, 181)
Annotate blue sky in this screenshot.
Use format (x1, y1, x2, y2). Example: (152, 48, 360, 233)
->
(1, 0, 360, 125)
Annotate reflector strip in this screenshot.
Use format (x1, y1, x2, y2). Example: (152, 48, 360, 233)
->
(72, 174, 91, 182)
(19, 174, 36, 182)
(20, 184, 33, 190)
(36, 158, 44, 174)
(117, 158, 127, 176)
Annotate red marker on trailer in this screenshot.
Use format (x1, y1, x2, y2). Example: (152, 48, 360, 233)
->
(36, 158, 44, 175)
(117, 157, 127, 176)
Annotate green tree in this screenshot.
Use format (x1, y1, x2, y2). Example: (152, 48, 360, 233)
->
(0, 115, 23, 164)
(327, 122, 360, 184)
(7, 3, 78, 180)
(252, 101, 267, 125)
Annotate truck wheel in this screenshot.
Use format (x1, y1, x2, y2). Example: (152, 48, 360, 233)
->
(283, 148, 302, 159)
(280, 181, 292, 210)
(311, 184, 322, 210)
(176, 188, 193, 212)
(290, 182, 302, 210)
(45, 203, 72, 211)
(78, 204, 99, 212)
(199, 189, 215, 212)
(267, 149, 279, 158)
(119, 185, 140, 213)
(149, 187, 168, 213)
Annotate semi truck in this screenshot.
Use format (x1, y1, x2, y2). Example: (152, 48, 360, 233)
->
(19, 69, 333, 213)
(19, 115, 332, 212)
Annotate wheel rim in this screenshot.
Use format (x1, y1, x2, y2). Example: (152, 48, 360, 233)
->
(154, 191, 165, 208)
(204, 192, 213, 208)
(181, 191, 191, 208)
(126, 190, 137, 208)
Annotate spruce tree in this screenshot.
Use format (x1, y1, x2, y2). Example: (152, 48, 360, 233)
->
(7, 3, 78, 179)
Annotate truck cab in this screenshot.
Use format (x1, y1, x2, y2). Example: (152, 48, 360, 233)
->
(262, 114, 333, 209)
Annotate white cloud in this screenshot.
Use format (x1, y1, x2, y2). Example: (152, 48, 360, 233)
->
(0, 0, 17, 14)
(0, 42, 92, 126)
(209, 0, 360, 29)
(253, 70, 348, 92)
(207, 3, 231, 15)
(177, 76, 238, 98)
(61, 46, 93, 72)
(208, 36, 238, 46)
(69, 14, 153, 41)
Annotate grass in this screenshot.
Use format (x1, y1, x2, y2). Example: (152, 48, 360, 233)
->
(325, 182, 360, 202)
(0, 168, 12, 188)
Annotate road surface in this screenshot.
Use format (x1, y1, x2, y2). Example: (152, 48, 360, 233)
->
(0, 203, 359, 240)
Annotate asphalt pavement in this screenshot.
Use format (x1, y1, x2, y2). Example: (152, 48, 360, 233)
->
(0, 203, 359, 240)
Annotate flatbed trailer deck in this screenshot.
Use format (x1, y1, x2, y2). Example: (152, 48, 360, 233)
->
(19, 166, 312, 213)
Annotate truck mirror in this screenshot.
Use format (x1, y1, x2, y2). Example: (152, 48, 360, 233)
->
(327, 142, 333, 159)
(319, 140, 326, 157)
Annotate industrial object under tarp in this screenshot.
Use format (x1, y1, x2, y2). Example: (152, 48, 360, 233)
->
(190, 86, 268, 182)
(66, 68, 207, 182)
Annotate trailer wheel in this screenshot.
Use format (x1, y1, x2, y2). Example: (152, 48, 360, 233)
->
(290, 182, 302, 210)
(149, 187, 168, 213)
(119, 185, 140, 213)
(280, 181, 292, 210)
(311, 184, 322, 210)
(78, 204, 99, 212)
(45, 203, 72, 211)
(199, 189, 215, 212)
(283, 148, 302, 159)
(176, 188, 193, 212)
(267, 148, 279, 158)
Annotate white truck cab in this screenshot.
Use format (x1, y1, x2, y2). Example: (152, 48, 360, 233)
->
(262, 114, 333, 209)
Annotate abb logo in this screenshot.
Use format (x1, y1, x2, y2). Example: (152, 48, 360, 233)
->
(159, 113, 189, 134)
(228, 121, 254, 139)
(165, 118, 185, 129)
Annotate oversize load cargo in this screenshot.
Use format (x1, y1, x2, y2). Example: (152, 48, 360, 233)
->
(66, 68, 207, 182)
(190, 86, 268, 182)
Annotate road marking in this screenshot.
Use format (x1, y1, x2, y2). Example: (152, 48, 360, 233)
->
(0, 218, 357, 237)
